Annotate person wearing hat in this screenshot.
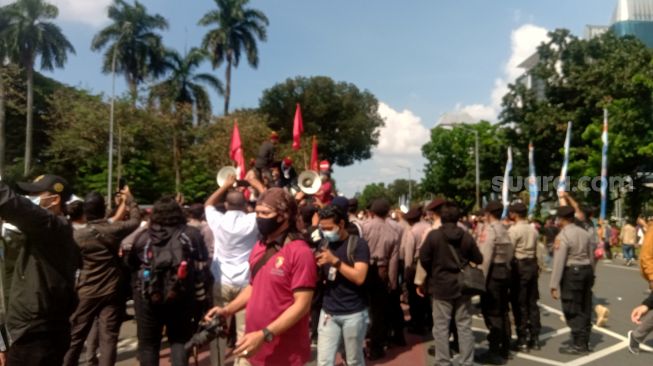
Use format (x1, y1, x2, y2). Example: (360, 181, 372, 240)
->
(401, 207, 430, 335)
(414, 198, 446, 296)
(255, 132, 280, 184)
(361, 198, 400, 360)
(476, 200, 514, 365)
(550, 205, 596, 355)
(507, 202, 541, 352)
(0, 175, 81, 365)
(279, 157, 298, 190)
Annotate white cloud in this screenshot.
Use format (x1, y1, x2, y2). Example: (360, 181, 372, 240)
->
(0, 0, 111, 27)
(375, 102, 431, 156)
(448, 23, 549, 123)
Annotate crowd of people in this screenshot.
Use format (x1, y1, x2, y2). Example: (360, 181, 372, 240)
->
(0, 149, 652, 366)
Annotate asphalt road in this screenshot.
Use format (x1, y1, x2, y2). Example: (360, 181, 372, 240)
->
(110, 258, 653, 366)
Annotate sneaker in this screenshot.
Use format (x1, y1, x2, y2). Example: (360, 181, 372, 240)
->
(628, 331, 640, 355)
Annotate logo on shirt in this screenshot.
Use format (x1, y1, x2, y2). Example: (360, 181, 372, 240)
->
(275, 257, 285, 269)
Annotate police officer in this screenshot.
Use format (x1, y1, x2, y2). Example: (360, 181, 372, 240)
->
(477, 201, 514, 365)
(508, 203, 541, 352)
(0, 175, 81, 365)
(550, 205, 595, 354)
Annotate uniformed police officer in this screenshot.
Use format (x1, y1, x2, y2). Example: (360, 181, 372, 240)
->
(550, 205, 596, 355)
(477, 201, 514, 365)
(508, 203, 541, 352)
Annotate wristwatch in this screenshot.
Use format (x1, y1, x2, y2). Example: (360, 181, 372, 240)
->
(333, 258, 342, 269)
(262, 327, 275, 343)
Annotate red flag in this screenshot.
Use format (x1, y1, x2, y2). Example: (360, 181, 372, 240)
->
(310, 136, 319, 171)
(230, 121, 246, 179)
(292, 103, 304, 151)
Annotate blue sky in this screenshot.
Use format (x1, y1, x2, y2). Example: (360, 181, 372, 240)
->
(2, 0, 619, 196)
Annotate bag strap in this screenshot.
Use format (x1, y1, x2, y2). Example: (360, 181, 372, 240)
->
(251, 245, 279, 281)
(446, 241, 464, 270)
(346, 235, 359, 264)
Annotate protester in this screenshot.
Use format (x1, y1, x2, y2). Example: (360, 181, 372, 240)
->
(331, 196, 363, 238)
(641, 218, 653, 290)
(315, 204, 370, 366)
(628, 290, 653, 354)
(361, 198, 400, 360)
(254, 132, 279, 182)
(63, 188, 141, 366)
(203, 188, 316, 366)
(508, 203, 541, 352)
(204, 174, 259, 366)
(477, 201, 514, 365)
(420, 202, 482, 366)
(541, 218, 559, 271)
(550, 205, 595, 355)
(279, 157, 298, 190)
(128, 196, 210, 366)
(0, 175, 81, 365)
(186, 203, 215, 263)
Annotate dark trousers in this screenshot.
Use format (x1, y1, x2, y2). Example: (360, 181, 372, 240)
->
(7, 330, 70, 366)
(406, 265, 432, 331)
(63, 292, 124, 366)
(368, 265, 390, 354)
(481, 264, 511, 356)
(388, 288, 405, 342)
(510, 258, 541, 341)
(561, 265, 594, 346)
(133, 294, 195, 366)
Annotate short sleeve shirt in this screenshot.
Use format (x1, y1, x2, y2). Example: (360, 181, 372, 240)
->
(245, 239, 317, 366)
(321, 237, 370, 315)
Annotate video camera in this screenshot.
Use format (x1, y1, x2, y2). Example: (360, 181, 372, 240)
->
(184, 316, 228, 353)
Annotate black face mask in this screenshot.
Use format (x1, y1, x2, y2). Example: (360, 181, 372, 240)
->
(257, 216, 283, 237)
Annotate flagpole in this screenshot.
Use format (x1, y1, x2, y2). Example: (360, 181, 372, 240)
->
(600, 109, 609, 221)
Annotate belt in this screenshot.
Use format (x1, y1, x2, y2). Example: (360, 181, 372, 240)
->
(516, 257, 536, 261)
(565, 264, 592, 269)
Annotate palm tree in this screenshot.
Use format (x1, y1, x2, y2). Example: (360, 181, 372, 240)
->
(1, 0, 75, 176)
(151, 47, 224, 193)
(92, 0, 168, 104)
(0, 9, 11, 177)
(198, 0, 268, 116)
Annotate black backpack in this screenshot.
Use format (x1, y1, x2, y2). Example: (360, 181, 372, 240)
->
(140, 228, 197, 305)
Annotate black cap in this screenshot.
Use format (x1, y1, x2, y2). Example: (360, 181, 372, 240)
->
(509, 202, 528, 216)
(18, 174, 72, 202)
(331, 196, 349, 215)
(556, 206, 575, 219)
(404, 207, 422, 221)
(426, 198, 446, 212)
(348, 198, 359, 212)
(483, 201, 504, 217)
(370, 198, 391, 217)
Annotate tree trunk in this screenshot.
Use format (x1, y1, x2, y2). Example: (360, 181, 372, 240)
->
(224, 56, 232, 116)
(128, 79, 138, 107)
(24, 64, 34, 177)
(0, 69, 5, 178)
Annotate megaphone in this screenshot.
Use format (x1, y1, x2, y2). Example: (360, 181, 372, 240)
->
(217, 166, 238, 187)
(298, 170, 322, 195)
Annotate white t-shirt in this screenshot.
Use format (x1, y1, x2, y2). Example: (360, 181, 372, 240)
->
(205, 206, 259, 288)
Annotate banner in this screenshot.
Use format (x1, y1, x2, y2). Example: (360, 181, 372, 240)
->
(292, 103, 304, 151)
(557, 121, 572, 197)
(528, 143, 538, 217)
(229, 121, 246, 179)
(501, 146, 512, 219)
(600, 109, 609, 221)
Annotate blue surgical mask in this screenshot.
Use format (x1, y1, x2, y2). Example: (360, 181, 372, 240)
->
(322, 229, 340, 243)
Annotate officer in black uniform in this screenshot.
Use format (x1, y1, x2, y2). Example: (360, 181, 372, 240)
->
(550, 205, 595, 354)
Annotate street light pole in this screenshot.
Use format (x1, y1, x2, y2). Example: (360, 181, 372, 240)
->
(474, 130, 480, 211)
(397, 165, 412, 204)
(107, 47, 117, 209)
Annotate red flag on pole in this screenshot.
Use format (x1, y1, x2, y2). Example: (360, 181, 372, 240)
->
(292, 103, 304, 151)
(230, 121, 246, 179)
(310, 136, 319, 171)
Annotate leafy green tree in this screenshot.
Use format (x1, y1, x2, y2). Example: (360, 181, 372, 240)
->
(1, 0, 75, 176)
(259, 76, 384, 167)
(92, 0, 168, 103)
(501, 29, 653, 217)
(421, 121, 508, 212)
(199, 0, 269, 115)
(0, 8, 12, 177)
(357, 182, 394, 212)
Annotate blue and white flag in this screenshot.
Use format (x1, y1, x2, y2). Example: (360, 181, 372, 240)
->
(600, 109, 609, 221)
(557, 122, 572, 197)
(528, 143, 538, 217)
(501, 146, 513, 219)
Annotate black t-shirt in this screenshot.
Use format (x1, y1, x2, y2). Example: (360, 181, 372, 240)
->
(321, 236, 370, 315)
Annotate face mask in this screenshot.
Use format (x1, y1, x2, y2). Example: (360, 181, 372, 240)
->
(26, 195, 41, 207)
(322, 228, 340, 243)
(257, 216, 283, 237)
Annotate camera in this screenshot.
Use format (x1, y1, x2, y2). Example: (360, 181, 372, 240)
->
(184, 316, 228, 353)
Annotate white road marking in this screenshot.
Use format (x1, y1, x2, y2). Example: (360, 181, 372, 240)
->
(602, 263, 640, 272)
(565, 341, 627, 366)
(514, 352, 566, 366)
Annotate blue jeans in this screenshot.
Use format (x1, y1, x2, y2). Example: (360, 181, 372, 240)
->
(623, 244, 636, 260)
(317, 309, 369, 366)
